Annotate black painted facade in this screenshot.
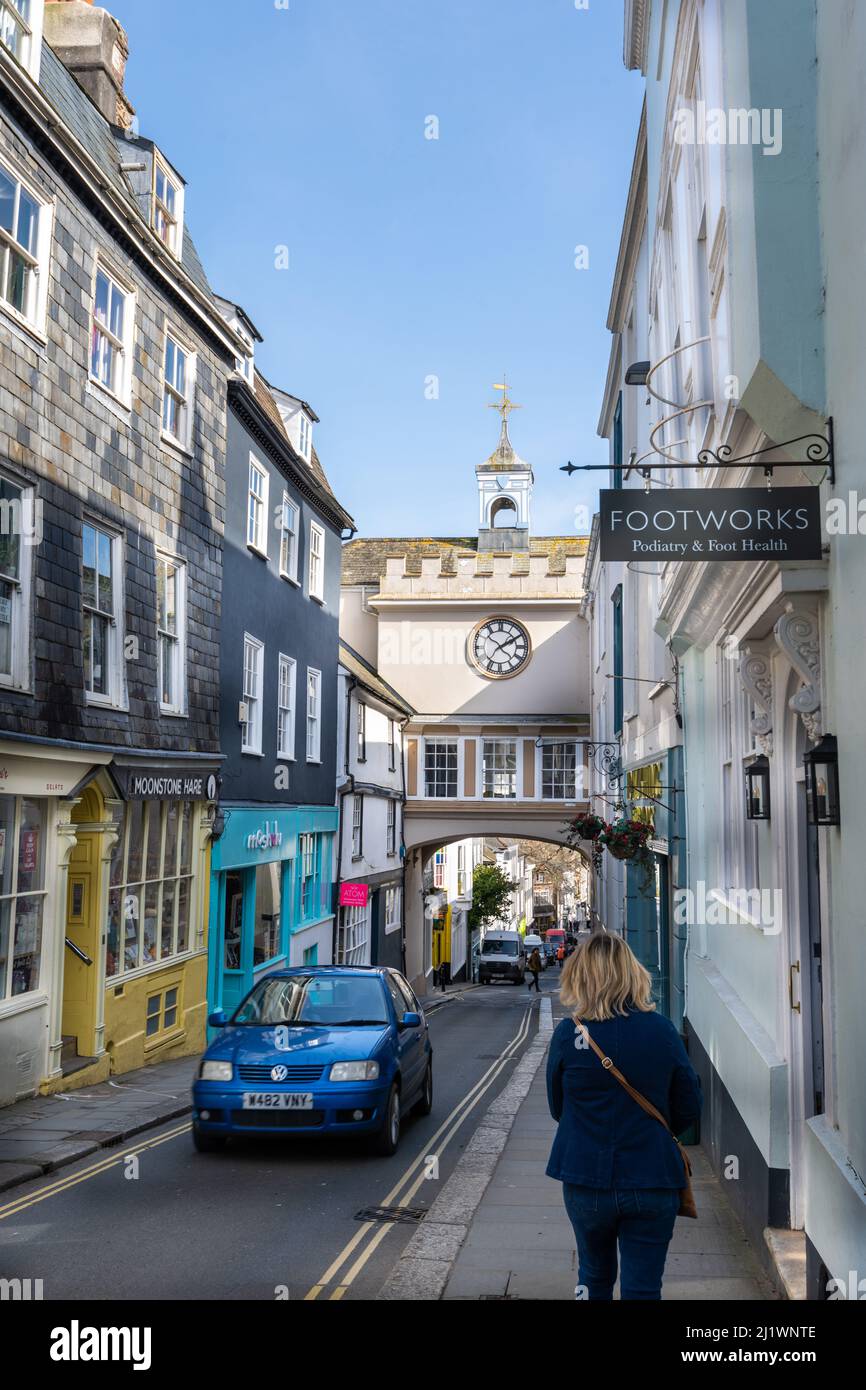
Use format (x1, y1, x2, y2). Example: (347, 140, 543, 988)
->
(218, 380, 352, 808)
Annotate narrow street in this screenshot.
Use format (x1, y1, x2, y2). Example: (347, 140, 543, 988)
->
(0, 983, 553, 1302)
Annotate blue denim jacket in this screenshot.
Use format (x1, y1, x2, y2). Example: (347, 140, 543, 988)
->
(546, 1009, 702, 1189)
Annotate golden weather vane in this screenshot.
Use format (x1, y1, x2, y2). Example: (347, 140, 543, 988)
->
(488, 378, 522, 424)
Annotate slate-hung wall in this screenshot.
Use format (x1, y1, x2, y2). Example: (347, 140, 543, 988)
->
(0, 95, 231, 749)
(219, 387, 346, 807)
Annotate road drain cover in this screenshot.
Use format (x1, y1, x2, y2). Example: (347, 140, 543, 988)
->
(355, 1204, 427, 1225)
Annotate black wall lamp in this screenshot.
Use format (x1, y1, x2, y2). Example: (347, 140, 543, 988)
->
(209, 806, 230, 842)
(745, 755, 771, 821)
(804, 735, 840, 826)
(624, 361, 651, 386)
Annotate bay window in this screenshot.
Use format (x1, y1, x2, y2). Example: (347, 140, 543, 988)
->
(0, 795, 46, 1001)
(106, 799, 195, 978)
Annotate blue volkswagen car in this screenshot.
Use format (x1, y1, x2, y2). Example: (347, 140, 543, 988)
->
(192, 966, 432, 1156)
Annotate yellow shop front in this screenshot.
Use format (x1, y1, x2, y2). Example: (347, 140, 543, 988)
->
(36, 754, 218, 1096)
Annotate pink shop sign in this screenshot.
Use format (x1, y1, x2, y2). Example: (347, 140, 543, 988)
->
(339, 882, 369, 908)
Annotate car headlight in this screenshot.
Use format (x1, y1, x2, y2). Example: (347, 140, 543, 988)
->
(329, 1060, 380, 1082)
(199, 1061, 233, 1082)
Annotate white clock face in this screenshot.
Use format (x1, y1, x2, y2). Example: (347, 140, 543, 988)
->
(469, 617, 531, 679)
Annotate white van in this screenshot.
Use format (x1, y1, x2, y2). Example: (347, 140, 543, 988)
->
(478, 929, 525, 985)
(523, 934, 546, 970)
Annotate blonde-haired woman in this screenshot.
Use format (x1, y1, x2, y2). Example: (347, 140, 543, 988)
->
(546, 932, 702, 1301)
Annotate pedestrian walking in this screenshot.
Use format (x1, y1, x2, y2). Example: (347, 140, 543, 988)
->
(556, 945, 565, 970)
(527, 946, 542, 992)
(546, 933, 702, 1301)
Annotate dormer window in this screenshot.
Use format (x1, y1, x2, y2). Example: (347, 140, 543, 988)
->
(234, 331, 254, 383)
(153, 157, 183, 257)
(299, 412, 312, 459)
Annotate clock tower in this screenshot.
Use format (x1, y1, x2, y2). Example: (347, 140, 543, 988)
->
(477, 383, 532, 551)
(340, 383, 590, 996)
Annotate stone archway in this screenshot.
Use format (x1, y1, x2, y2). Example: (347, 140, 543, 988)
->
(403, 827, 590, 994)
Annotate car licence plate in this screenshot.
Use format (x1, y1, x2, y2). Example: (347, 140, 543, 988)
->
(241, 1092, 314, 1110)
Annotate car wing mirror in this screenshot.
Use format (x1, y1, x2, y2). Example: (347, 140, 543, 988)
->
(400, 1011, 422, 1029)
(208, 1009, 228, 1028)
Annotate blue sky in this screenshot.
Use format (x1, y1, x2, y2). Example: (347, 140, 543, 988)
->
(110, 0, 643, 537)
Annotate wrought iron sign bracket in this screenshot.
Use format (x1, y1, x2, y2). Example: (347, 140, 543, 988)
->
(583, 741, 624, 796)
(561, 418, 835, 488)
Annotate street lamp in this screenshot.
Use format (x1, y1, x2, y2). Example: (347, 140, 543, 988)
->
(804, 735, 840, 826)
(744, 755, 771, 821)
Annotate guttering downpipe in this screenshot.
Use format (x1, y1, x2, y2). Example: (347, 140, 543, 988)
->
(332, 673, 357, 963)
(398, 713, 411, 977)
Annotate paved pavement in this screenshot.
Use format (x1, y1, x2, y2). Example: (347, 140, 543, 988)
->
(0, 1057, 197, 1192)
(380, 971, 778, 1301)
(440, 1069, 778, 1300)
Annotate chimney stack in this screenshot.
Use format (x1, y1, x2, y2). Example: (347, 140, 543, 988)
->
(43, 0, 135, 131)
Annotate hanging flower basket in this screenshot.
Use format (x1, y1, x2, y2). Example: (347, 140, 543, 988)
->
(568, 812, 607, 842)
(599, 818, 657, 894)
(600, 818, 654, 862)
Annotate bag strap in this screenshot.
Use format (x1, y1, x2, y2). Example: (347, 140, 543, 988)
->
(575, 1018, 676, 1137)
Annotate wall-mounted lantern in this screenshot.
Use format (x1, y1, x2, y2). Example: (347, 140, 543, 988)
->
(745, 755, 771, 821)
(804, 735, 840, 826)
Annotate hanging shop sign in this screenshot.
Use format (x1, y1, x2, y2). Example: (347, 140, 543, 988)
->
(627, 762, 663, 829)
(599, 488, 823, 562)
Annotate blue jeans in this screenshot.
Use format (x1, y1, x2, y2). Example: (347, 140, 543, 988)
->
(562, 1185, 679, 1300)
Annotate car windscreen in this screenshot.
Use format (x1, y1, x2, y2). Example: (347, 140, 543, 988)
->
(481, 940, 519, 957)
(232, 974, 390, 1026)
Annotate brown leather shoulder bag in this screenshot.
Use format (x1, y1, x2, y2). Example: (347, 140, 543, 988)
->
(574, 1018, 697, 1219)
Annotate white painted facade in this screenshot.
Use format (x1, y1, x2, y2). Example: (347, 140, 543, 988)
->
(334, 647, 409, 969)
(600, 0, 866, 1296)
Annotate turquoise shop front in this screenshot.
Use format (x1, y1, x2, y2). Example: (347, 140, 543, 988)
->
(207, 805, 337, 1021)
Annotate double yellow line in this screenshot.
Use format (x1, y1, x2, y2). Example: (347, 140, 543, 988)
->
(304, 1002, 536, 1300)
(0, 1120, 192, 1221)
(0, 1000, 537, 1303)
